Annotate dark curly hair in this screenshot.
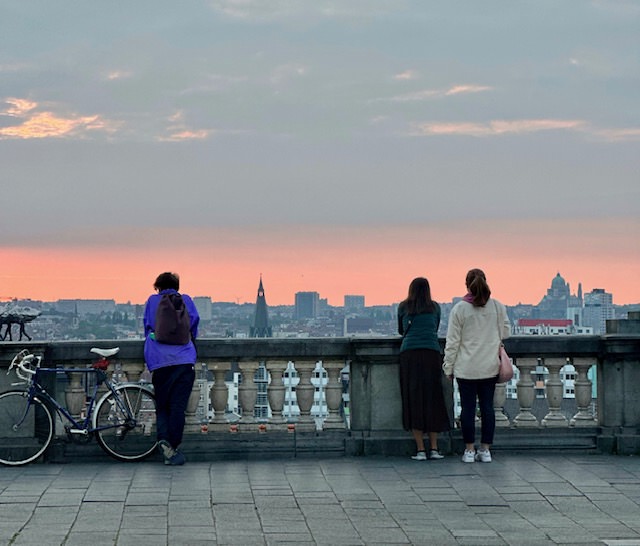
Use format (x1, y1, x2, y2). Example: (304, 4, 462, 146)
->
(153, 272, 180, 291)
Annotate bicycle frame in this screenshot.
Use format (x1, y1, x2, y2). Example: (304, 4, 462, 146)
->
(3, 349, 158, 465)
(23, 366, 143, 435)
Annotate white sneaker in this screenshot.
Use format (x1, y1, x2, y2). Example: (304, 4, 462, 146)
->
(475, 449, 492, 463)
(461, 450, 476, 463)
(428, 449, 444, 460)
(411, 451, 427, 461)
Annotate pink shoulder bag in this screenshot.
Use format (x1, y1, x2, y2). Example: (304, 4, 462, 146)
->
(494, 300, 513, 383)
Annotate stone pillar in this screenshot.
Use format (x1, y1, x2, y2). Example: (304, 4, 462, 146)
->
(293, 361, 317, 431)
(65, 372, 85, 419)
(599, 330, 640, 454)
(266, 360, 288, 427)
(493, 381, 510, 427)
(123, 362, 143, 383)
(210, 361, 230, 430)
(322, 361, 345, 429)
(570, 358, 597, 427)
(542, 357, 569, 427)
(238, 361, 260, 426)
(185, 371, 202, 432)
(513, 358, 539, 427)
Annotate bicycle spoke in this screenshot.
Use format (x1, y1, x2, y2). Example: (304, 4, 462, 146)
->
(0, 391, 53, 466)
(94, 386, 157, 461)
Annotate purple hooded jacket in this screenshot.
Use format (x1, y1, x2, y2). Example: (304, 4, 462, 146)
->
(143, 289, 200, 372)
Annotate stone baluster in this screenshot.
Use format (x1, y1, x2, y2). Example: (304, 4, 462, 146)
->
(321, 360, 345, 429)
(65, 371, 86, 419)
(493, 381, 510, 427)
(542, 357, 569, 427)
(570, 358, 598, 427)
(238, 361, 260, 427)
(185, 365, 203, 432)
(266, 360, 288, 427)
(293, 361, 317, 431)
(513, 358, 539, 427)
(123, 362, 143, 383)
(210, 361, 231, 431)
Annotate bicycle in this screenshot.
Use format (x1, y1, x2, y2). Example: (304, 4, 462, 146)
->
(0, 348, 157, 466)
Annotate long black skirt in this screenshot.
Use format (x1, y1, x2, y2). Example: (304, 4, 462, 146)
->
(399, 349, 451, 433)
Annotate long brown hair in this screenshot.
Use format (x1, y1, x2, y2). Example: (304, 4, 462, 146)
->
(402, 277, 435, 314)
(466, 268, 491, 307)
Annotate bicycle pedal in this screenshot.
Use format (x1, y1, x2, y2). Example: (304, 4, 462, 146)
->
(68, 428, 89, 436)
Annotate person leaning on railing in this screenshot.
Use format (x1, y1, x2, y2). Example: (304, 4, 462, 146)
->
(143, 272, 200, 466)
(443, 268, 510, 464)
(397, 277, 451, 461)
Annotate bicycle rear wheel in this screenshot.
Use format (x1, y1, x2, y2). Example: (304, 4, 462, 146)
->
(0, 390, 54, 466)
(94, 385, 157, 461)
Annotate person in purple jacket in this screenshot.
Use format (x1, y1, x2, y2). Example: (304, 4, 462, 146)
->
(144, 272, 200, 465)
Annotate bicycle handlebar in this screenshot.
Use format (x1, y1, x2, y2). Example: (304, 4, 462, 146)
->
(9, 350, 41, 382)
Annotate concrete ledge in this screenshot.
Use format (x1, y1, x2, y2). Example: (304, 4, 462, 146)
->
(46, 430, 349, 464)
(347, 427, 601, 457)
(615, 434, 640, 455)
(41, 427, 606, 464)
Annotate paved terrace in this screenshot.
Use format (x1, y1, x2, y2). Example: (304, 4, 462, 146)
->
(1, 453, 639, 546)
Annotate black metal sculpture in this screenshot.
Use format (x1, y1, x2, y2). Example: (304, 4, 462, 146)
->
(0, 304, 41, 341)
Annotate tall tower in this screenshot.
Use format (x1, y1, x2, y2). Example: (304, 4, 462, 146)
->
(250, 276, 272, 337)
(295, 291, 319, 319)
(583, 288, 614, 334)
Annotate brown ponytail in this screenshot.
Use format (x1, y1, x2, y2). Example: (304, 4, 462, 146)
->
(465, 268, 491, 307)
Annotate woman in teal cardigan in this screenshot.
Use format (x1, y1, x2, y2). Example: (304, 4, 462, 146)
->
(398, 277, 450, 460)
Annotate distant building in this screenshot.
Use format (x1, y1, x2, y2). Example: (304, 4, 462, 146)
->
(343, 317, 374, 335)
(535, 273, 582, 319)
(344, 295, 365, 313)
(54, 299, 116, 316)
(583, 288, 614, 334)
(295, 291, 319, 319)
(250, 277, 272, 338)
(515, 319, 594, 335)
(193, 296, 212, 321)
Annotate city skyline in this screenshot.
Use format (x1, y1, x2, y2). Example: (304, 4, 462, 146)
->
(3, 270, 636, 309)
(1, 2, 638, 307)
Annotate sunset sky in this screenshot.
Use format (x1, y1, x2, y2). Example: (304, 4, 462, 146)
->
(1, 1, 639, 307)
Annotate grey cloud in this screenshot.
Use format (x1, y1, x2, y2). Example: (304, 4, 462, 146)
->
(209, 0, 406, 21)
(0, 0, 638, 247)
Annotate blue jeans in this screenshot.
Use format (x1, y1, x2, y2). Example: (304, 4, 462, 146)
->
(456, 376, 497, 446)
(152, 364, 195, 449)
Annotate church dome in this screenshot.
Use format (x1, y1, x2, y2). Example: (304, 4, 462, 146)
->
(551, 273, 566, 289)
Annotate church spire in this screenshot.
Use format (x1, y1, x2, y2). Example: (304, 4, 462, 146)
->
(250, 275, 272, 337)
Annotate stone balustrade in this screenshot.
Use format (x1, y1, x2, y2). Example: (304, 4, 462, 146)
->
(1, 332, 639, 455)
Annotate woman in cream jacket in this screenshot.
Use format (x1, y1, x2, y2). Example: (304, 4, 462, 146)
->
(443, 269, 510, 463)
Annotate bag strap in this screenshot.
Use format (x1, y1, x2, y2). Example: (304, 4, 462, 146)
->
(493, 300, 503, 342)
(402, 315, 413, 338)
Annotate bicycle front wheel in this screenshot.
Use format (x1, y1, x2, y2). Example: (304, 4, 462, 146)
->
(0, 390, 54, 466)
(94, 385, 157, 461)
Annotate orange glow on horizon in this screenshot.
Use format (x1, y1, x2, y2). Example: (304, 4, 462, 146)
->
(1, 219, 638, 307)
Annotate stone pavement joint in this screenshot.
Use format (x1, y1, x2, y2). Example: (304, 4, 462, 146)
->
(0, 454, 639, 546)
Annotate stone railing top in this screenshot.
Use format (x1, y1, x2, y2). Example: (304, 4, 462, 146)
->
(1, 334, 638, 370)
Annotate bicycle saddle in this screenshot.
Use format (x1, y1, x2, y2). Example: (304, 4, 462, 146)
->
(90, 347, 120, 358)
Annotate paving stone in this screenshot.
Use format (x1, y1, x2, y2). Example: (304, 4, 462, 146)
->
(168, 525, 218, 542)
(10, 528, 69, 546)
(265, 536, 314, 545)
(0, 455, 639, 545)
(356, 526, 410, 544)
(63, 531, 119, 546)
